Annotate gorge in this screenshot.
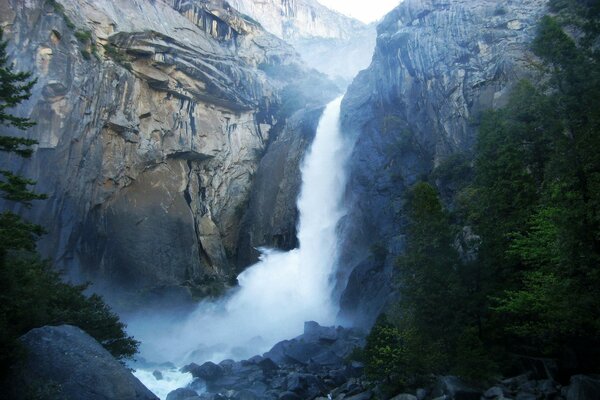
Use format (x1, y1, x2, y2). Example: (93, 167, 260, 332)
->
(2, 0, 600, 399)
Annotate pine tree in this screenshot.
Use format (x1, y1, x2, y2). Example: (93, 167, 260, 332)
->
(0, 28, 138, 377)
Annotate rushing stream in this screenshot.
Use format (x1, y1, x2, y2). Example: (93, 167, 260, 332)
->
(132, 96, 350, 398)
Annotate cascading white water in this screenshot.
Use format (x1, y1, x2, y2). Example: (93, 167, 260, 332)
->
(132, 96, 349, 396)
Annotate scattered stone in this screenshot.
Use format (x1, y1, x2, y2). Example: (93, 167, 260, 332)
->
(184, 361, 224, 381)
(483, 386, 504, 399)
(390, 394, 417, 400)
(153, 369, 164, 380)
(515, 392, 536, 400)
(278, 391, 302, 400)
(345, 390, 373, 400)
(416, 388, 427, 400)
(566, 375, 600, 400)
(166, 388, 200, 400)
(432, 376, 481, 400)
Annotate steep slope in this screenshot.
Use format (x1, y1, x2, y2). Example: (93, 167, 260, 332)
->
(227, 0, 363, 41)
(228, 0, 376, 81)
(0, 0, 337, 306)
(337, 0, 549, 327)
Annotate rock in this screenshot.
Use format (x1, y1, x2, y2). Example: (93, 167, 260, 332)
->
(502, 374, 534, 390)
(483, 386, 504, 399)
(227, 0, 376, 81)
(566, 375, 600, 400)
(8, 325, 157, 400)
(232, 389, 260, 400)
(390, 394, 418, 400)
(416, 388, 428, 400)
(153, 370, 164, 380)
(303, 321, 338, 343)
(278, 392, 302, 400)
(167, 388, 200, 400)
(286, 372, 323, 398)
(183, 362, 224, 381)
(346, 361, 365, 378)
(432, 376, 481, 400)
(345, 391, 374, 400)
(537, 379, 559, 398)
(515, 393, 536, 400)
(258, 357, 279, 373)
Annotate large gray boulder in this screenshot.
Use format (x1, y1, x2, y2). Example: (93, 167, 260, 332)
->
(566, 375, 600, 400)
(10, 325, 158, 400)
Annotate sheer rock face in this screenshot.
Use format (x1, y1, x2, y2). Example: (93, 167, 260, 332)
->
(0, 0, 333, 304)
(227, 0, 364, 41)
(8, 325, 158, 400)
(337, 0, 549, 327)
(236, 106, 324, 268)
(228, 0, 376, 81)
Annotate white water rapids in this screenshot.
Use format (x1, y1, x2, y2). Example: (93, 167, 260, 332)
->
(132, 96, 350, 397)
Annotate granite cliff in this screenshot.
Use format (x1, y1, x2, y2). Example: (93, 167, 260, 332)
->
(0, 0, 338, 306)
(337, 0, 549, 327)
(228, 0, 376, 82)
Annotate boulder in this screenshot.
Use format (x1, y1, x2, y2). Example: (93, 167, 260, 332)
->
(345, 391, 373, 400)
(483, 386, 504, 399)
(183, 362, 224, 381)
(166, 388, 200, 400)
(515, 393, 536, 400)
(232, 389, 260, 400)
(390, 394, 417, 400)
(153, 370, 164, 380)
(286, 372, 323, 398)
(432, 376, 481, 400)
(566, 375, 600, 400)
(278, 392, 302, 400)
(303, 321, 339, 343)
(10, 325, 158, 400)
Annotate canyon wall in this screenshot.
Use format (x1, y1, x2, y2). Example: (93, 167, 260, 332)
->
(0, 0, 337, 306)
(337, 0, 549, 327)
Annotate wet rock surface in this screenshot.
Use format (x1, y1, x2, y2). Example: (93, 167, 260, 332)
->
(170, 322, 367, 400)
(6, 325, 158, 400)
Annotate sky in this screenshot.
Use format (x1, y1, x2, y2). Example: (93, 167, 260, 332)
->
(317, 0, 402, 23)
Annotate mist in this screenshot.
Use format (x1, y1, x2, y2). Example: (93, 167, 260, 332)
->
(127, 96, 351, 367)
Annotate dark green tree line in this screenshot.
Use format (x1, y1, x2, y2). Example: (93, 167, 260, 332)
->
(364, 0, 600, 387)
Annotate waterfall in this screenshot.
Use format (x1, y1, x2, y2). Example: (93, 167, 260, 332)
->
(132, 96, 349, 394)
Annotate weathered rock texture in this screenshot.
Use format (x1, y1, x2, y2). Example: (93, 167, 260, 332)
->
(227, 0, 363, 42)
(0, 0, 336, 305)
(228, 0, 376, 81)
(337, 0, 549, 327)
(236, 106, 324, 267)
(7, 325, 158, 400)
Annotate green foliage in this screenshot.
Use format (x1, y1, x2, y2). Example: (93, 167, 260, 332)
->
(103, 43, 132, 70)
(0, 29, 138, 376)
(469, 3, 600, 370)
(45, 0, 76, 30)
(364, 184, 495, 388)
(74, 30, 92, 43)
(363, 316, 405, 382)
